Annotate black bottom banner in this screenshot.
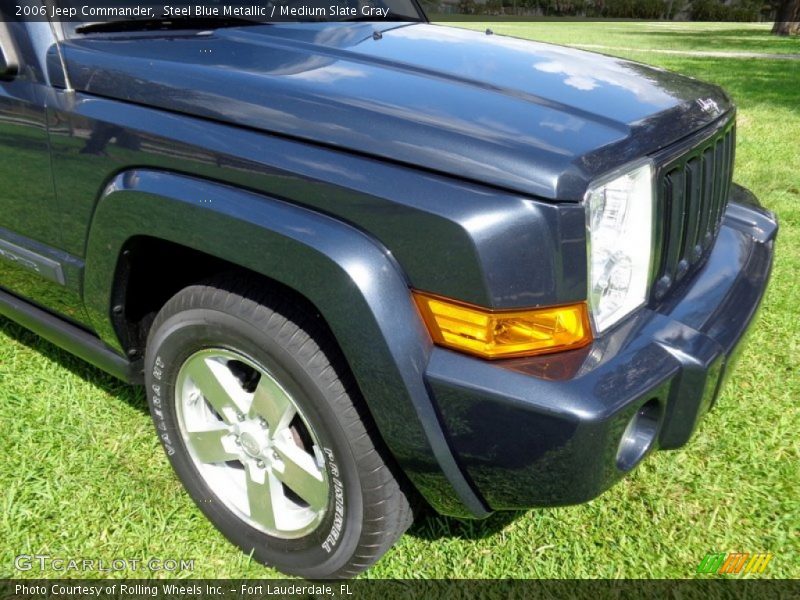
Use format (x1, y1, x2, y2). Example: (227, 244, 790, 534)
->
(2, 579, 799, 600)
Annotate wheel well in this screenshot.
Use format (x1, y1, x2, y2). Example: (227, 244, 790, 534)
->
(110, 236, 425, 511)
(110, 236, 323, 359)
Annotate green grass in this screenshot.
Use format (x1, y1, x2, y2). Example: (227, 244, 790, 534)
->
(454, 20, 800, 54)
(1, 22, 798, 579)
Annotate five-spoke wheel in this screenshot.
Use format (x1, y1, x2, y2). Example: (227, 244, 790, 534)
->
(176, 349, 329, 538)
(145, 277, 413, 578)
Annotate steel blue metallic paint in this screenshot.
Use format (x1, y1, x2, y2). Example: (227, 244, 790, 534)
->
(426, 198, 776, 509)
(44, 90, 586, 310)
(0, 20, 87, 322)
(0, 19, 778, 520)
(83, 169, 488, 517)
(57, 22, 732, 201)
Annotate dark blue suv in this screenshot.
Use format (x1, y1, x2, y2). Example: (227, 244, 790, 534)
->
(0, 3, 777, 578)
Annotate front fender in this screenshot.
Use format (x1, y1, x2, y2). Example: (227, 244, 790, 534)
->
(83, 169, 488, 518)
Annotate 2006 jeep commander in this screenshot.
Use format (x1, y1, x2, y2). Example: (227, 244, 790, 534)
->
(0, 3, 777, 579)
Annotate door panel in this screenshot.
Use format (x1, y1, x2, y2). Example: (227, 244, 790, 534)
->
(0, 19, 87, 324)
(0, 78, 58, 242)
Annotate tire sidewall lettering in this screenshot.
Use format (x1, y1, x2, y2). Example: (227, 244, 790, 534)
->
(151, 355, 176, 456)
(146, 314, 362, 573)
(321, 447, 344, 553)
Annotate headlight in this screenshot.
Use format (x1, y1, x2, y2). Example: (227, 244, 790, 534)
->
(585, 160, 654, 332)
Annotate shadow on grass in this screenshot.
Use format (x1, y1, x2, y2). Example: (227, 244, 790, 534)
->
(0, 315, 147, 413)
(1, 316, 529, 542)
(408, 506, 526, 541)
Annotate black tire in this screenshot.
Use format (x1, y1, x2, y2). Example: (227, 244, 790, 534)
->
(144, 275, 413, 578)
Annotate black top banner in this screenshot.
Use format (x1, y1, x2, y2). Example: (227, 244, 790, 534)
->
(5, 0, 774, 23)
(6, 1, 427, 23)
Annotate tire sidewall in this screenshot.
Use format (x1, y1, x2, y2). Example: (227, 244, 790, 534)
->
(145, 306, 363, 578)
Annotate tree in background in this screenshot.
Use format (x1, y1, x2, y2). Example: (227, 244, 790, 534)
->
(772, 0, 800, 34)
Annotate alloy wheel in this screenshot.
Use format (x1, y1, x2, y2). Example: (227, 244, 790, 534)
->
(174, 348, 329, 539)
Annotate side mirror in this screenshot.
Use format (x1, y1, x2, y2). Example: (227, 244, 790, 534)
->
(0, 21, 20, 80)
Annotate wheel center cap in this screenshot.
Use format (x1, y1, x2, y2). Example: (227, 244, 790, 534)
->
(239, 432, 262, 457)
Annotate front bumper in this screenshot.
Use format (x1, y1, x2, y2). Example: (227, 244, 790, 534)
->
(426, 187, 777, 511)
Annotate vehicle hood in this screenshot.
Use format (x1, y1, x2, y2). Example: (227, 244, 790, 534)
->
(60, 23, 732, 200)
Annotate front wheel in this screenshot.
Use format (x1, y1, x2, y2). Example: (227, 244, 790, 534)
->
(144, 276, 413, 578)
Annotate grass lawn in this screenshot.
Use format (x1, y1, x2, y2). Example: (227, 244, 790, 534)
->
(1, 22, 798, 579)
(455, 20, 800, 54)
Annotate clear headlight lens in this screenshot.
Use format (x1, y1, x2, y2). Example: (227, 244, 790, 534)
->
(585, 161, 654, 332)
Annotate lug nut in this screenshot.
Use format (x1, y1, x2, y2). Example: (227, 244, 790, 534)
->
(256, 460, 265, 468)
(237, 412, 245, 421)
(272, 451, 280, 461)
(259, 418, 268, 429)
(234, 436, 241, 446)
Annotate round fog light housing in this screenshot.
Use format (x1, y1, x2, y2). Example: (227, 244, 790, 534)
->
(616, 399, 661, 472)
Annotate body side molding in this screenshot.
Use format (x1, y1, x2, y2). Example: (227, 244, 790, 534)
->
(0, 237, 64, 283)
(0, 227, 85, 286)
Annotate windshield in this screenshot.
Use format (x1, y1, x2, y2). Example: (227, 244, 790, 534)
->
(56, 0, 426, 37)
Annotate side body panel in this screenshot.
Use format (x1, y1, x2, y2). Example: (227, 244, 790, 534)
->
(0, 23, 590, 518)
(46, 91, 587, 313)
(0, 23, 499, 518)
(84, 169, 488, 518)
(0, 21, 85, 322)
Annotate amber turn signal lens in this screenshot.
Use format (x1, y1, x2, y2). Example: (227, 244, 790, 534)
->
(413, 291, 592, 360)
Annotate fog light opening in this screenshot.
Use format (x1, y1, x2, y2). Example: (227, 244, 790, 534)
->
(616, 399, 662, 472)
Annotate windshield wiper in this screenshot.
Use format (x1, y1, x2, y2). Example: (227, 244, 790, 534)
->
(75, 17, 265, 35)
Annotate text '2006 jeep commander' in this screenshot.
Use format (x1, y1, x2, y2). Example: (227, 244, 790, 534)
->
(0, 2, 777, 579)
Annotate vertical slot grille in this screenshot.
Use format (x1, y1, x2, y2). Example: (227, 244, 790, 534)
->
(653, 124, 735, 301)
